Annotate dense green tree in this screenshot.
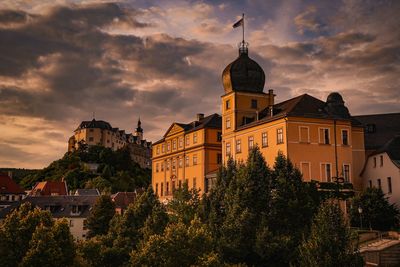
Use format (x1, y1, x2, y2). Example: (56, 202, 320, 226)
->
(131, 217, 219, 267)
(21, 224, 63, 267)
(52, 219, 76, 266)
(350, 187, 399, 230)
(0, 203, 53, 267)
(86, 195, 116, 237)
(219, 147, 272, 264)
(168, 182, 200, 224)
(258, 152, 320, 266)
(299, 202, 363, 267)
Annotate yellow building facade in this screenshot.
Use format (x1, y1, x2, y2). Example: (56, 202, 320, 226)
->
(221, 44, 365, 190)
(151, 114, 222, 201)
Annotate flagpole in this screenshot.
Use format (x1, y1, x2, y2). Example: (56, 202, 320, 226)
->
(242, 13, 245, 44)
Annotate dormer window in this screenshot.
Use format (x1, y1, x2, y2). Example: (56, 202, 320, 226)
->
(71, 205, 82, 215)
(251, 99, 257, 109)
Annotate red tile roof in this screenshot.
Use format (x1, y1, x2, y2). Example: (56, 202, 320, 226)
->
(111, 192, 137, 209)
(30, 181, 68, 196)
(0, 174, 25, 194)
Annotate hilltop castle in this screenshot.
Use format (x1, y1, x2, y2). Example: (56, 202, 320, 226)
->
(68, 118, 151, 169)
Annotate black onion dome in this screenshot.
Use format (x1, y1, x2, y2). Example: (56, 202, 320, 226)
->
(222, 48, 265, 94)
(325, 92, 350, 118)
(327, 92, 344, 105)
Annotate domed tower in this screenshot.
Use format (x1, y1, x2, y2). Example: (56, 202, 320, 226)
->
(325, 92, 351, 119)
(221, 42, 274, 137)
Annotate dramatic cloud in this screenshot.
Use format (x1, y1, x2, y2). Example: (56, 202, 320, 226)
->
(0, 0, 399, 168)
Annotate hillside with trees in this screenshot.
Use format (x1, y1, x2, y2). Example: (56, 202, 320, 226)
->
(18, 145, 150, 193)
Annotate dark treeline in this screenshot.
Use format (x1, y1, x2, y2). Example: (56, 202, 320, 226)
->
(3, 147, 398, 266)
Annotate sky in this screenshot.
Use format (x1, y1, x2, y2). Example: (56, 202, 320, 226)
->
(0, 0, 399, 169)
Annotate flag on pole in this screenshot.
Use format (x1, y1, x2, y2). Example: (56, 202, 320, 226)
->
(232, 18, 243, 28)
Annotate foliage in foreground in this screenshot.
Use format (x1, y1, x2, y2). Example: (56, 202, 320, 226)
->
(349, 187, 399, 230)
(1, 148, 366, 267)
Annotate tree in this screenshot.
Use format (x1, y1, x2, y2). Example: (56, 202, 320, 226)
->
(86, 195, 116, 237)
(299, 202, 363, 267)
(257, 152, 319, 266)
(350, 187, 399, 230)
(219, 147, 272, 265)
(168, 182, 200, 224)
(20, 224, 63, 267)
(52, 219, 76, 266)
(131, 217, 219, 267)
(0, 203, 53, 267)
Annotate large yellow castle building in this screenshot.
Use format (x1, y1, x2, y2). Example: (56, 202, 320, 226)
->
(221, 43, 365, 189)
(151, 114, 222, 201)
(151, 42, 365, 199)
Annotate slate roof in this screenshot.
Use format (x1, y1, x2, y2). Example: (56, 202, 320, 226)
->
(111, 192, 137, 209)
(76, 119, 113, 131)
(74, 189, 100, 196)
(0, 174, 25, 194)
(154, 113, 222, 145)
(354, 113, 400, 151)
(0, 195, 99, 219)
(373, 135, 400, 168)
(239, 94, 361, 130)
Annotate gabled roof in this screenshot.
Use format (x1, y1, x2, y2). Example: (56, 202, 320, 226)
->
(374, 135, 400, 168)
(239, 94, 358, 130)
(0, 174, 25, 194)
(74, 188, 100, 196)
(29, 181, 68, 196)
(111, 192, 137, 209)
(154, 113, 222, 144)
(354, 113, 400, 151)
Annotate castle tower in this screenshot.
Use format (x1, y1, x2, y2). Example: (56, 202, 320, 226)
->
(134, 117, 143, 141)
(221, 41, 274, 161)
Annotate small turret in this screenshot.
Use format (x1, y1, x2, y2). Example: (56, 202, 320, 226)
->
(134, 117, 143, 140)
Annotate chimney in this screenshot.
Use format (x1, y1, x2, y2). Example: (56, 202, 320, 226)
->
(268, 89, 275, 106)
(196, 113, 204, 121)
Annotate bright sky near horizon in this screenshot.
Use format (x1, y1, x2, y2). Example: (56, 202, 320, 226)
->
(0, 0, 399, 168)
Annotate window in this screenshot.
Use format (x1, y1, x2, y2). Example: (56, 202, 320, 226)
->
(186, 135, 190, 146)
(155, 183, 158, 196)
(193, 155, 198, 165)
(156, 146, 160, 155)
(380, 155, 383, 167)
(71, 205, 82, 215)
(156, 163, 159, 172)
(89, 129, 94, 132)
(172, 181, 176, 191)
(262, 132, 268, 147)
(226, 117, 231, 129)
(179, 137, 183, 148)
(185, 156, 189, 167)
(173, 139, 177, 150)
(166, 160, 170, 171)
(377, 179, 381, 190)
(365, 124, 376, 133)
(178, 180, 182, 189)
(172, 158, 176, 170)
(226, 99, 231, 110)
(161, 183, 164, 196)
(301, 162, 311, 180)
(88, 137, 94, 142)
(299, 127, 309, 143)
(193, 177, 197, 189)
(161, 162, 164, 171)
(217, 153, 222, 165)
(83, 219, 87, 230)
(179, 158, 183, 168)
(236, 139, 242, 153)
(388, 177, 392, 194)
(226, 142, 231, 156)
(248, 136, 254, 150)
(277, 128, 284, 144)
(369, 180, 372, 188)
(217, 132, 222, 142)
(342, 130, 349, 145)
(167, 142, 171, 152)
(343, 164, 350, 182)
(69, 220, 74, 227)
(251, 99, 258, 109)
(193, 133, 198, 144)
(321, 163, 331, 182)
(166, 182, 169, 195)
(373, 157, 377, 168)
(319, 128, 330, 144)
(162, 144, 165, 153)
